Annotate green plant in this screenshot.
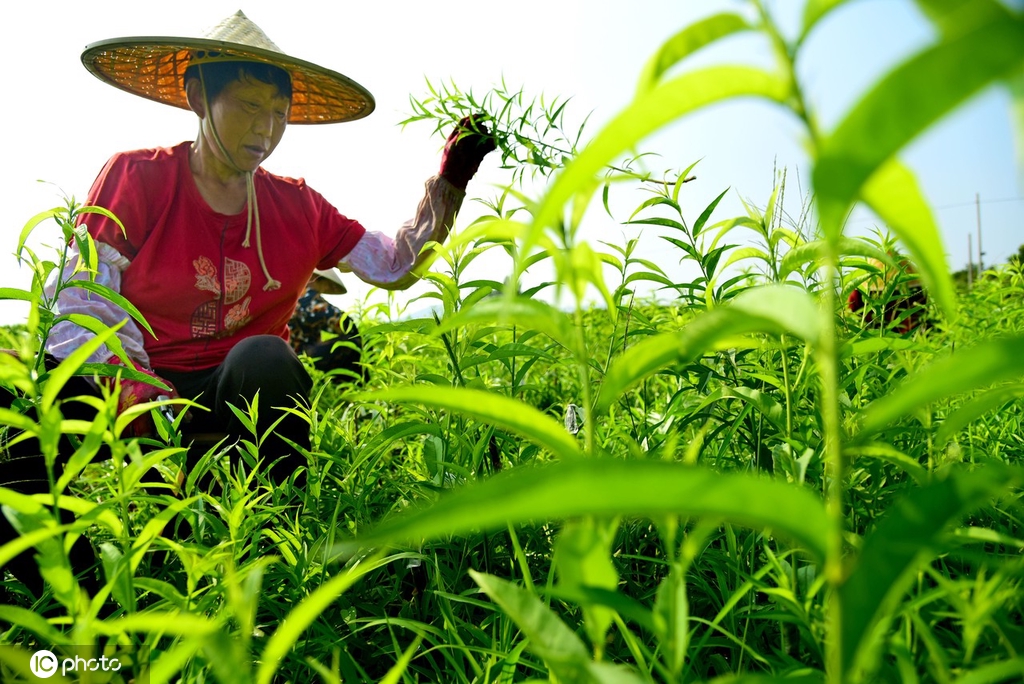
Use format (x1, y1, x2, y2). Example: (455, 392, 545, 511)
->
(350, 1, 1024, 683)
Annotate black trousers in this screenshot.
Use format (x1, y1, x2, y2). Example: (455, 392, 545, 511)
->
(160, 335, 314, 483)
(0, 334, 313, 598)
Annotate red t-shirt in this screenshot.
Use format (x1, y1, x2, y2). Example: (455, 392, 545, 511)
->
(81, 142, 366, 372)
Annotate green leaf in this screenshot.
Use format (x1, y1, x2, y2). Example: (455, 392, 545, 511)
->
(814, 14, 1024, 241)
(99, 542, 135, 611)
(707, 674, 824, 684)
(859, 159, 956, 318)
(528, 67, 790, 253)
(0, 287, 36, 302)
(717, 246, 769, 274)
(255, 552, 392, 684)
(129, 497, 200, 573)
(951, 657, 1024, 684)
(653, 565, 690, 677)
(858, 335, 1024, 439)
(472, 570, 648, 684)
(39, 319, 124, 414)
(801, 0, 850, 41)
(379, 635, 425, 684)
(553, 517, 620, 653)
(694, 188, 730, 237)
(720, 386, 787, 433)
(435, 288, 579, 355)
(596, 285, 820, 414)
(844, 443, 928, 485)
(780, 237, 892, 278)
(52, 313, 139, 372)
(936, 383, 1024, 446)
(0, 645, 75, 684)
(78, 204, 127, 236)
(0, 606, 72, 646)
(570, 241, 618, 320)
(357, 386, 583, 461)
(1009, 66, 1024, 174)
(354, 459, 829, 562)
(56, 414, 108, 492)
(840, 465, 1024, 679)
(637, 13, 753, 95)
(17, 207, 61, 256)
(471, 570, 590, 669)
(65, 280, 156, 336)
(912, 0, 1011, 38)
(95, 612, 220, 637)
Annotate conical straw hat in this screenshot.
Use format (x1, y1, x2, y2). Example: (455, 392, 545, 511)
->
(81, 10, 374, 124)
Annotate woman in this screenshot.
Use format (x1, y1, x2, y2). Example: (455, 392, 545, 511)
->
(0, 10, 493, 598)
(45, 10, 494, 477)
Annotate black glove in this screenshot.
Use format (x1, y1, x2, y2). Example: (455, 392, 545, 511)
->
(438, 113, 497, 190)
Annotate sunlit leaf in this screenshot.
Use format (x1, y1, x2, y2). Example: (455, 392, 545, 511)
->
(654, 565, 690, 677)
(1008, 66, 1024, 188)
(78, 204, 127, 236)
(0, 645, 74, 684)
(912, 0, 1010, 37)
(814, 14, 1024, 242)
(780, 238, 892, 278)
(844, 443, 928, 485)
(357, 386, 583, 461)
(950, 657, 1024, 684)
(17, 208, 61, 257)
(0, 606, 71, 645)
(859, 159, 956, 318)
(637, 13, 754, 95)
(99, 542, 134, 611)
(473, 569, 588, 660)
(0, 288, 36, 302)
(529, 67, 790, 255)
(353, 459, 829, 562)
(379, 635, 425, 684)
(800, 0, 850, 41)
(65, 280, 156, 336)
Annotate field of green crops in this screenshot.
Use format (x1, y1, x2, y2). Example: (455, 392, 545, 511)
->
(1, 2, 1023, 682)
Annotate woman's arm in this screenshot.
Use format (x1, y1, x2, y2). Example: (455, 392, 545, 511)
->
(338, 175, 464, 290)
(340, 115, 495, 291)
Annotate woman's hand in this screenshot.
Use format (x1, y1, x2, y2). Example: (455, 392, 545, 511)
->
(438, 113, 497, 190)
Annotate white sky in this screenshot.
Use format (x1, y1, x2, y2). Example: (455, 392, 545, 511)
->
(2, 0, 1022, 324)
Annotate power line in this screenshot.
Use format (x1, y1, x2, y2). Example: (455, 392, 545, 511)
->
(843, 195, 1024, 225)
(933, 196, 1024, 210)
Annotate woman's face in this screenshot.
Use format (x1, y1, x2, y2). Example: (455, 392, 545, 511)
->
(203, 75, 290, 173)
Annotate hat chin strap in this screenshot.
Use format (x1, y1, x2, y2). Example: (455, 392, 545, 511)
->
(198, 65, 281, 292)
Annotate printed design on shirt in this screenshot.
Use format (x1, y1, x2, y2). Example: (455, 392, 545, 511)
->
(225, 296, 252, 329)
(190, 256, 254, 338)
(193, 256, 221, 296)
(224, 258, 251, 305)
(192, 302, 219, 338)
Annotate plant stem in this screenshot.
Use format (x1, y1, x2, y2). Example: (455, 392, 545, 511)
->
(818, 252, 846, 684)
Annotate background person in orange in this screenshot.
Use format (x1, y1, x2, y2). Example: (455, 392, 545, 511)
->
(847, 255, 930, 334)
